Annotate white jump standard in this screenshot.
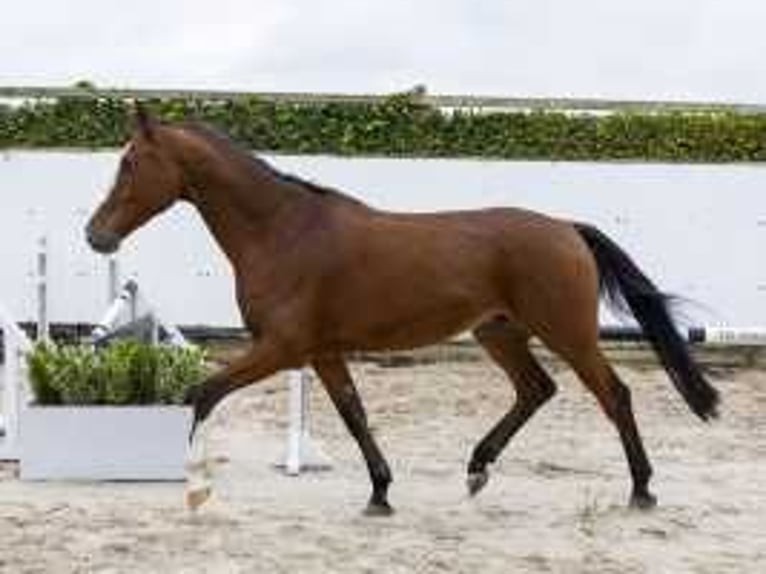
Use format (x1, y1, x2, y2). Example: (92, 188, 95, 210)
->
(0, 303, 32, 461)
(279, 369, 332, 476)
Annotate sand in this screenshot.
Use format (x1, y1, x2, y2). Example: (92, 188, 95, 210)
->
(1, 357, 764, 573)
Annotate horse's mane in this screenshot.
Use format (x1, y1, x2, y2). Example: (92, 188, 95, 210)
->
(178, 122, 359, 203)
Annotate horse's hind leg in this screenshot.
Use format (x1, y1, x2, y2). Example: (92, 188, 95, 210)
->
(468, 318, 557, 496)
(312, 354, 394, 516)
(564, 346, 657, 508)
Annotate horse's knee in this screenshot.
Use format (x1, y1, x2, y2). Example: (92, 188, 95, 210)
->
(603, 378, 634, 421)
(516, 374, 556, 410)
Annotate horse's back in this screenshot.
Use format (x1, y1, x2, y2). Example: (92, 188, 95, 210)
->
(355, 206, 590, 283)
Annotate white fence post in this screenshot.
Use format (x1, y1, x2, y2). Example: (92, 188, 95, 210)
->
(107, 256, 119, 305)
(36, 236, 49, 343)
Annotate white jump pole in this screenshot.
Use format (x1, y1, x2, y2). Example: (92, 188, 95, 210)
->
(281, 368, 331, 475)
(600, 325, 766, 345)
(691, 327, 766, 346)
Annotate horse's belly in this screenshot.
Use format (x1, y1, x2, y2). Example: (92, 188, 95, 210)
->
(325, 293, 505, 352)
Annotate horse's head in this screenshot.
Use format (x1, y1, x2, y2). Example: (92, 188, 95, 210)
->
(86, 105, 185, 254)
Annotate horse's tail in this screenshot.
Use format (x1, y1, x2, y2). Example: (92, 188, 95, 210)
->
(574, 222, 719, 421)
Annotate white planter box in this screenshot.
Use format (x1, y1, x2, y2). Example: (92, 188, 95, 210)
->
(20, 406, 192, 481)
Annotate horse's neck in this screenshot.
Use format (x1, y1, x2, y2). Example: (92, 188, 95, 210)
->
(183, 152, 307, 267)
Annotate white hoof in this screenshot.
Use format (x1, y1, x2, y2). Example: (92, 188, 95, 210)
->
(186, 485, 212, 511)
(186, 419, 214, 511)
(185, 458, 214, 511)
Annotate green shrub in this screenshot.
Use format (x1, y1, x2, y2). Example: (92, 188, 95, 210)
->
(26, 340, 208, 406)
(26, 343, 63, 405)
(4, 92, 766, 162)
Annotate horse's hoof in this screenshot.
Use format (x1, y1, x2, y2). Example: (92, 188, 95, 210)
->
(186, 486, 212, 511)
(466, 470, 489, 497)
(629, 491, 657, 510)
(363, 501, 394, 517)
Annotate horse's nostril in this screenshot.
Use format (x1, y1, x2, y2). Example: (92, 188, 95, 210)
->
(86, 227, 121, 254)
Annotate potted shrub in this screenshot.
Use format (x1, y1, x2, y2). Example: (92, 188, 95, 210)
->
(19, 340, 207, 481)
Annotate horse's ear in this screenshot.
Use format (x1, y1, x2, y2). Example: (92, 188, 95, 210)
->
(133, 101, 156, 141)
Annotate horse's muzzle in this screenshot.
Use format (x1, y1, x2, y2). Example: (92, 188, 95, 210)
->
(86, 225, 121, 254)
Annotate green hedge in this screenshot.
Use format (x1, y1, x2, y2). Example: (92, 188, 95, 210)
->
(3, 93, 766, 161)
(26, 340, 208, 406)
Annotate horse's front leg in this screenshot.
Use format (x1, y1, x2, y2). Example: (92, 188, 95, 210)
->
(184, 338, 296, 510)
(312, 355, 394, 516)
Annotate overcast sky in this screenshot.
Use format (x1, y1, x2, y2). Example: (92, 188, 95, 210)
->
(3, 0, 766, 103)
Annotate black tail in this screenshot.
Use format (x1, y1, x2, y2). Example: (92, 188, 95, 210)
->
(574, 222, 719, 421)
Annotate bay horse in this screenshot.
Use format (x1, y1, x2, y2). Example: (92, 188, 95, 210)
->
(86, 106, 719, 515)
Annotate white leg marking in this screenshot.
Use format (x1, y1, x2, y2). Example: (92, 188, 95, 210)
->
(185, 418, 213, 510)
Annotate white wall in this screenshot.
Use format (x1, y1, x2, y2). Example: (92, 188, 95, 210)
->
(0, 150, 764, 328)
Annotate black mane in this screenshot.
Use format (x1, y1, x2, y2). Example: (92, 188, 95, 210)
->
(179, 122, 344, 198)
